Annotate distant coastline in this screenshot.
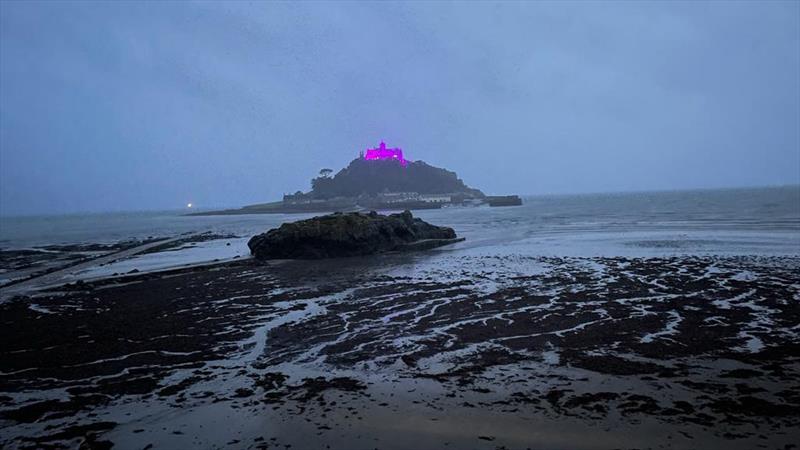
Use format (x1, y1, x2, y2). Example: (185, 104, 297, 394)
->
(1, 184, 797, 219)
(187, 195, 525, 216)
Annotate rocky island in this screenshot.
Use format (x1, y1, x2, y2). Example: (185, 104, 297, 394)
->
(191, 141, 521, 215)
(248, 210, 463, 259)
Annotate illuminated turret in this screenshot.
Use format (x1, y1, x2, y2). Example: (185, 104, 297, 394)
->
(364, 141, 407, 167)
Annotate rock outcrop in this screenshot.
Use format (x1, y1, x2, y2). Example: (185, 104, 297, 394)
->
(310, 157, 485, 199)
(248, 210, 462, 259)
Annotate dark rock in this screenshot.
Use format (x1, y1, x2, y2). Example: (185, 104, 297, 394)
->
(254, 372, 288, 391)
(248, 210, 462, 259)
(487, 195, 523, 207)
(234, 388, 254, 398)
(290, 376, 367, 402)
(2, 399, 74, 423)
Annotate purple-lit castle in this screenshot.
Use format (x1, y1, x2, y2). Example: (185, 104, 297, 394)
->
(363, 141, 407, 167)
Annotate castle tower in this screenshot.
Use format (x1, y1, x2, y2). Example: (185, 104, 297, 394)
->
(364, 141, 407, 166)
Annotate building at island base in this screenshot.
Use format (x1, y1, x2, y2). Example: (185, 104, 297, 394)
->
(362, 141, 407, 167)
(376, 192, 453, 204)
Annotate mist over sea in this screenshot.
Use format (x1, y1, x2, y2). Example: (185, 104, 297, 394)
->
(2, 186, 798, 259)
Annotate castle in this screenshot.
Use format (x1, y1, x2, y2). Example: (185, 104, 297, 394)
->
(362, 141, 407, 167)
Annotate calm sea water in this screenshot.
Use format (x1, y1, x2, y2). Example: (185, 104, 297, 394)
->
(1, 186, 798, 257)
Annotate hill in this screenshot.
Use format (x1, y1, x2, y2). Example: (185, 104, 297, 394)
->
(310, 157, 484, 199)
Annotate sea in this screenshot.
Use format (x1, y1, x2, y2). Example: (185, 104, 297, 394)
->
(1, 186, 798, 274)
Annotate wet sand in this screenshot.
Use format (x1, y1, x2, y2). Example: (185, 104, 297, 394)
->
(1, 252, 799, 449)
(0, 232, 243, 298)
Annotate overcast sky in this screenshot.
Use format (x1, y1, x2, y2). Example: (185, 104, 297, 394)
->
(1, 1, 798, 215)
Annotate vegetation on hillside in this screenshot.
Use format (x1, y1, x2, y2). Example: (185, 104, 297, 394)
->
(310, 158, 484, 199)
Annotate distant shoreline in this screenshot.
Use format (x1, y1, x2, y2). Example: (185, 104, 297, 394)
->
(187, 196, 522, 217)
(1, 184, 798, 219)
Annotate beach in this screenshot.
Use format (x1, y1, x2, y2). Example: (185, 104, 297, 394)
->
(1, 187, 799, 449)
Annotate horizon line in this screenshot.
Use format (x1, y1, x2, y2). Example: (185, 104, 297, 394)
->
(1, 183, 798, 219)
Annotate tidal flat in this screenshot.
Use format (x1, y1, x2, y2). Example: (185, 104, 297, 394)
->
(1, 250, 798, 449)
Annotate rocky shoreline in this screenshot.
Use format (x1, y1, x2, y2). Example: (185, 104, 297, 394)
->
(1, 252, 798, 449)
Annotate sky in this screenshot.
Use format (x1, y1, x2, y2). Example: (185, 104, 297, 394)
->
(1, 1, 798, 215)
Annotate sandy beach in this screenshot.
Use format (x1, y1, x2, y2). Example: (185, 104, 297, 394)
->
(1, 247, 799, 449)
